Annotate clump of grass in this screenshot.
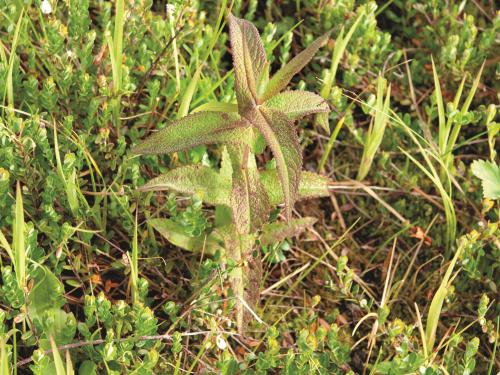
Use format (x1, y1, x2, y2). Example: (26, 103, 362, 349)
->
(1, 8, 23, 109)
(317, 13, 362, 133)
(392, 109, 457, 252)
(319, 14, 362, 102)
(106, 0, 125, 136)
(433, 57, 484, 182)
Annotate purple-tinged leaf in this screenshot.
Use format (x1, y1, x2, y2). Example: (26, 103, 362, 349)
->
(260, 217, 317, 245)
(260, 170, 331, 206)
(138, 165, 231, 206)
(247, 107, 302, 220)
(228, 145, 270, 234)
(228, 14, 268, 113)
(131, 111, 249, 155)
(260, 31, 330, 102)
(264, 90, 329, 120)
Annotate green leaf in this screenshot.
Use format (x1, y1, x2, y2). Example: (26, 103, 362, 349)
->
(228, 145, 270, 234)
(27, 267, 66, 323)
(139, 165, 231, 206)
(263, 91, 329, 120)
(78, 361, 97, 375)
(149, 218, 221, 255)
(261, 31, 330, 102)
(260, 170, 330, 206)
(247, 107, 302, 220)
(66, 169, 80, 214)
(315, 112, 330, 134)
(260, 217, 317, 245)
(131, 112, 248, 155)
(228, 14, 268, 113)
(471, 160, 500, 200)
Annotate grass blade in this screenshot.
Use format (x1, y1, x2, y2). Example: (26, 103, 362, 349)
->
(65, 349, 74, 375)
(0, 229, 14, 261)
(50, 336, 67, 375)
(128, 213, 139, 303)
(0, 336, 10, 375)
(432, 57, 446, 156)
(14, 181, 26, 290)
(318, 115, 345, 172)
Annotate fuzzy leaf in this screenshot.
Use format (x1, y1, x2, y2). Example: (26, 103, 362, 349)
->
(131, 112, 249, 155)
(149, 218, 221, 254)
(264, 90, 330, 120)
(261, 170, 330, 205)
(471, 160, 500, 199)
(228, 14, 267, 113)
(260, 31, 330, 102)
(139, 165, 231, 206)
(260, 217, 317, 245)
(247, 107, 302, 220)
(192, 101, 238, 113)
(219, 146, 233, 183)
(228, 145, 270, 234)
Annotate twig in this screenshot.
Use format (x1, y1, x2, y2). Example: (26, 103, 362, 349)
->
(17, 330, 240, 367)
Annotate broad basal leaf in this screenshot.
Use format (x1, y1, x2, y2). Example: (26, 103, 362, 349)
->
(139, 165, 231, 206)
(260, 31, 330, 102)
(471, 160, 500, 200)
(28, 267, 66, 323)
(149, 218, 221, 255)
(264, 90, 330, 120)
(228, 14, 268, 113)
(260, 217, 317, 245)
(247, 107, 302, 219)
(260, 170, 331, 205)
(228, 145, 270, 234)
(132, 111, 248, 155)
